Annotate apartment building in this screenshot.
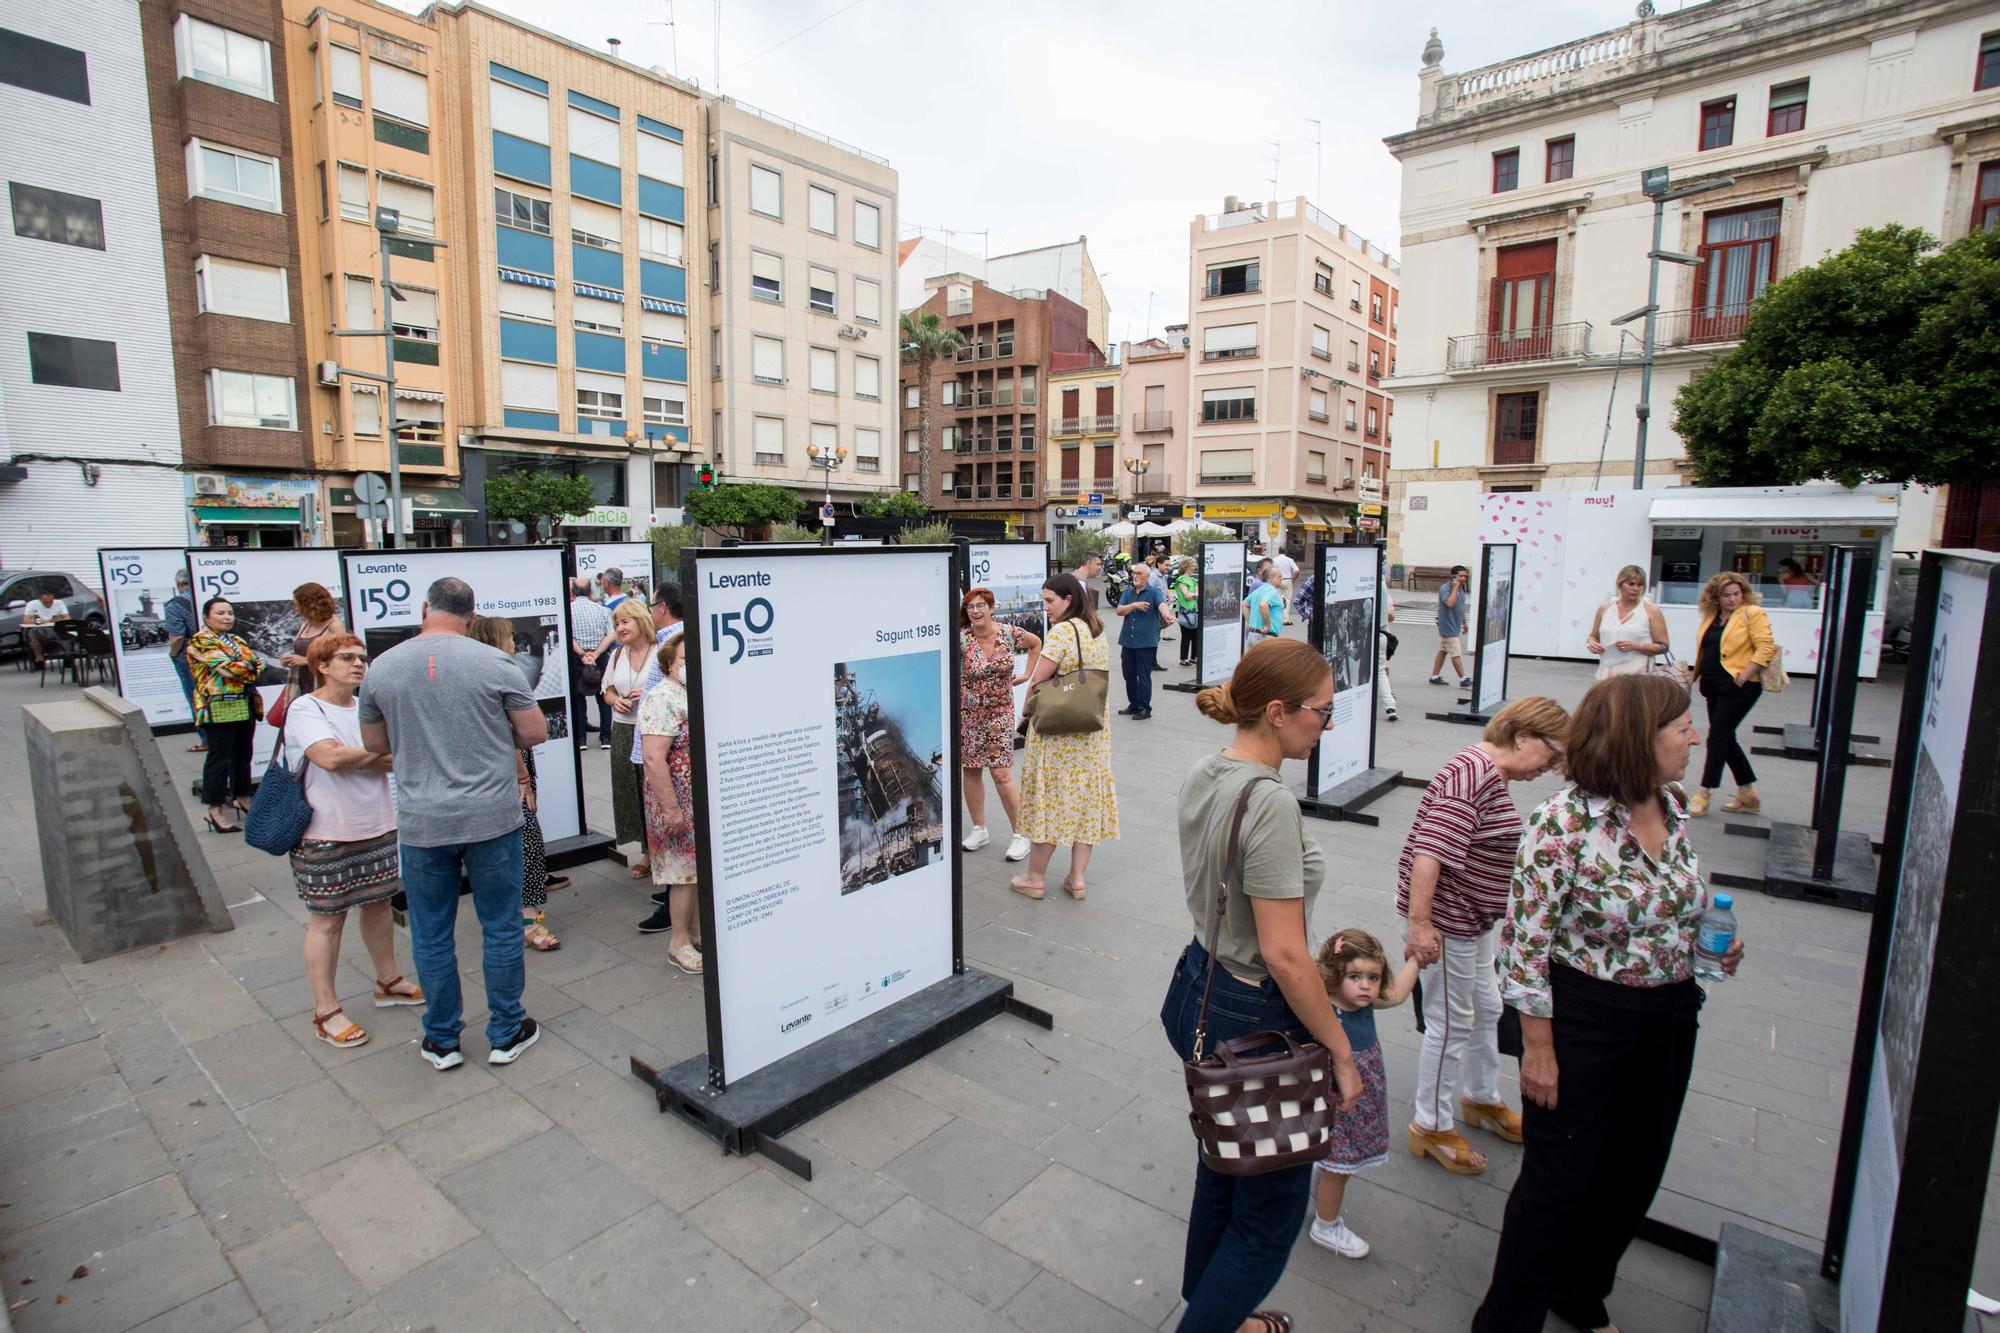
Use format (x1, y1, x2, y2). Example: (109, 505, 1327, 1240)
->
(1043, 365, 1120, 546)
(0, 8, 190, 569)
(1383, 0, 1982, 569)
(705, 97, 899, 504)
(433, 3, 703, 543)
(140, 0, 319, 547)
(1183, 197, 1398, 553)
(900, 235, 1111, 352)
(285, 0, 466, 545)
(901, 277, 1102, 538)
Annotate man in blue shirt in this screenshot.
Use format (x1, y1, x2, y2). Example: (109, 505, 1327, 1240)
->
(163, 569, 205, 750)
(1114, 563, 1169, 720)
(1244, 560, 1286, 644)
(1430, 565, 1472, 687)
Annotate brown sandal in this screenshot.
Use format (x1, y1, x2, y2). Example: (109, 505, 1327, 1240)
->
(372, 974, 424, 1008)
(1247, 1313, 1293, 1332)
(1061, 878, 1086, 901)
(312, 1008, 368, 1048)
(523, 915, 562, 951)
(1460, 1099, 1523, 1143)
(1409, 1123, 1487, 1174)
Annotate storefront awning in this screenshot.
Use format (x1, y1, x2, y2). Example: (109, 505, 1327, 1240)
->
(1300, 507, 1331, 531)
(396, 387, 446, 403)
(1647, 491, 1899, 526)
(192, 506, 300, 525)
(408, 487, 475, 515)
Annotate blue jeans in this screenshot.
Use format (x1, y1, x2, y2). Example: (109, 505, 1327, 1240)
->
(169, 654, 207, 742)
(1122, 645, 1156, 712)
(399, 829, 527, 1050)
(1160, 938, 1316, 1332)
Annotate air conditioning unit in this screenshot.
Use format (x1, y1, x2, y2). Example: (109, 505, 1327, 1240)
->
(837, 323, 864, 340)
(192, 473, 228, 497)
(318, 360, 341, 387)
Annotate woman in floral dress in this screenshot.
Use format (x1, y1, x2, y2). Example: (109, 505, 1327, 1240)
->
(1012, 572, 1117, 901)
(639, 636, 701, 973)
(959, 587, 1041, 863)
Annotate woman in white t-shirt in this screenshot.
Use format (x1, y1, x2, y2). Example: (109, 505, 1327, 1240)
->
(283, 632, 422, 1050)
(1586, 565, 1670, 680)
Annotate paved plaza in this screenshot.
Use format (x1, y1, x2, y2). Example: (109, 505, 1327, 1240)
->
(0, 606, 1986, 1332)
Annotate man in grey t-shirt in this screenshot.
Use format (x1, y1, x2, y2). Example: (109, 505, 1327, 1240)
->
(361, 577, 549, 1071)
(1430, 565, 1472, 688)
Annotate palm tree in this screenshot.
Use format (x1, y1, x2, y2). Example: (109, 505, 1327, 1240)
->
(899, 311, 966, 504)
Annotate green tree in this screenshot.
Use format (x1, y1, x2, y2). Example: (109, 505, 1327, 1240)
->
(647, 523, 701, 583)
(854, 491, 930, 520)
(1062, 527, 1114, 570)
(899, 311, 967, 502)
(899, 519, 955, 545)
(769, 522, 819, 543)
(683, 481, 802, 539)
(484, 472, 598, 538)
(1673, 224, 2000, 487)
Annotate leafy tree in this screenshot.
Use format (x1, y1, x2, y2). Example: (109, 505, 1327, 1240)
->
(769, 522, 819, 544)
(899, 311, 967, 502)
(647, 523, 700, 583)
(683, 481, 801, 539)
(854, 491, 930, 520)
(899, 519, 955, 545)
(1674, 224, 2000, 487)
(1173, 528, 1219, 563)
(1062, 527, 1114, 569)
(484, 472, 598, 538)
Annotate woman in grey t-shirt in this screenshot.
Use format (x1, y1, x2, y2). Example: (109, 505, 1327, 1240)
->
(1161, 637, 1362, 1333)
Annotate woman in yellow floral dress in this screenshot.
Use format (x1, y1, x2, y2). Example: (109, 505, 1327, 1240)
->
(1012, 572, 1118, 900)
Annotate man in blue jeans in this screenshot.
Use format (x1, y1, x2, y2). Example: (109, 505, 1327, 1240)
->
(361, 577, 549, 1070)
(1115, 561, 1170, 720)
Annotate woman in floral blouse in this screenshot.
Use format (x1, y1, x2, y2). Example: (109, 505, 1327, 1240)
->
(1474, 673, 1743, 1333)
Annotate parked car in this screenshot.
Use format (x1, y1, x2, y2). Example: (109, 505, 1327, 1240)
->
(0, 571, 106, 656)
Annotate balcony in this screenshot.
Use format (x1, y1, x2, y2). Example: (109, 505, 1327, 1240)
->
(947, 298, 972, 316)
(1132, 471, 1174, 495)
(1055, 416, 1085, 437)
(1132, 411, 1173, 432)
(1445, 321, 1593, 371)
(1654, 305, 1752, 349)
(1203, 278, 1261, 299)
(1089, 414, 1117, 431)
(1309, 410, 1330, 423)
(1202, 346, 1259, 363)
(1346, 359, 1360, 371)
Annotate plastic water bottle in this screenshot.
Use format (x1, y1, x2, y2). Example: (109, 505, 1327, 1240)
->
(1694, 893, 1737, 982)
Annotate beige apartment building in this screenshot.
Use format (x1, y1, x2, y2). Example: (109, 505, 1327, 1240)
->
(705, 98, 900, 503)
(1043, 364, 1120, 546)
(1119, 322, 1190, 511)
(1183, 197, 1399, 553)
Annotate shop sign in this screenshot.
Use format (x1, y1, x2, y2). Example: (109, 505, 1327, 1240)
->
(1358, 515, 1381, 530)
(1358, 502, 1385, 517)
(187, 474, 318, 509)
(564, 506, 632, 527)
(1202, 502, 1279, 520)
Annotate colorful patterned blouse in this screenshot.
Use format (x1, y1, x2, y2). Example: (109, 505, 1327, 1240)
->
(185, 630, 264, 727)
(1498, 783, 1709, 1019)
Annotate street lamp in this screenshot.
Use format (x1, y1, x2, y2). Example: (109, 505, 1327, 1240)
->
(1122, 455, 1150, 499)
(805, 441, 846, 546)
(1632, 165, 1732, 489)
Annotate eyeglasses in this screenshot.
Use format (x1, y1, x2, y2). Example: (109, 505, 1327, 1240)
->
(1300, 703, 1336, 729)
(332, 652, 369, 665)
(1532, 734, 1565, 761)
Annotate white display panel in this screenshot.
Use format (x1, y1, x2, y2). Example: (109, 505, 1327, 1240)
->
(1313, 545, 1381, 791)
(339, 547, 582, 844)
(574, 542, 656, 602)
(1475, 543, 1516, 714)
(1200, 540, 1247, 686)
(186, 547, 345, 761)
(99, 548, 194, 726)
(691, 547, 956, 1083)
(966, 542, 1048, 719)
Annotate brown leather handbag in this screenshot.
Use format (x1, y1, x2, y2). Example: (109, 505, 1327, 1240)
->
(1182, 777, 1338, 1177)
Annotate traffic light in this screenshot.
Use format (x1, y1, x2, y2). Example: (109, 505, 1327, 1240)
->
(696, 461, 716, 492)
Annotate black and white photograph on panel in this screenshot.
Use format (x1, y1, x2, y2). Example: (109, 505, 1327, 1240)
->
(1482, 572, 1513, 647)
(990, 581, 1044, 637)
(1877, 747, 1949, 1158)
(834, 650, 947, 894)
(1202, 570, 1244, 624)
(1325, 595, 1377, 695)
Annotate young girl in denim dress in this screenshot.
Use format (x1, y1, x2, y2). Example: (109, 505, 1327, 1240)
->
(1311, 929, 1421, 1258)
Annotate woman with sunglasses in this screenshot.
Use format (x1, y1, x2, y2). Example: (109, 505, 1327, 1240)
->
(282, 632, 422, 1049)
(1399, 696, 1571, 1177)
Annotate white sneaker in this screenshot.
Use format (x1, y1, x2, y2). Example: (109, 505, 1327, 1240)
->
(961, 826, 991, 852)
(1004, 834, 1031, 862)
(1310, 1215, 1370, 1259)
(1427, 674, 1446, 685)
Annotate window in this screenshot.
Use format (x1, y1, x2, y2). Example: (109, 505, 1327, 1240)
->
(641, 309, 685, 345)
(1313, 260, 1333, 296)
(0, 27, 89, 104)
(1700, 97, 1736, 151)
(1365, 406, 1379, 436)
(1545, 136, 1574, 183)
(1370, 293, 1384, 324)
(854, 427, 881, 472)
(750, 250, 782, 303)
(1492, 148, 1520, 193)
(809, 346, 837, 393)
(378, 177, 434, 236)
(1695, 203, 1780, 340)
(808, 184, 836, 235)
(573, 294, 622, 334)
(205, 369, 294, 427)
(854, 199, 881, 248)
(27, 333, 119, 391)
(8, 183, 102, 249)
(1344, 400, 1358, 430)
(331, 46, 362, 108)
(749, 163, 781, 217)
(187, 140, 280, 212)
(1204, 260, 1258, 297)
(939, 469, 955, 492)
(494, 186, 550, 234)
(1307, 450, 1326, 482)
(1767, 81, 1807, 136)
(752, 335, 784, 383)
(1980, 32, 2000, 91)
(637, 216, 682, 262)
(905, 429, 919, 453)
(1368, 350, 1381, 378)
(1488, 239, 1557, 361)
(174, 15, 271, 99)
(1346, 339, 1360, 370)
(636, 130, 681, 185)
(338, 165, 370, 221)
(1199, 449, 1254, 483)
(349, 386, 382, 435)
(809, 265, 836, 315)
(1311, 325, 1331, 359)
(643, 382, 686, 426)
(576, 371, 624, 420)
(855, 277, 882, 324)
(570, 197, 621, 249)
(754, 415, 784, 462)
(370, 61, 428, 126)
(342, 275, 373, 329)
(567, 106, 619, 166)
(855, 355, 881, 400)
(906, 474, 922, 493)
(904, 384, 919, 409)
(489, 78, 548, 142)
(1200, 387, 1255, 423)
(499, 282, 553, 323)
(195, 256, 288, 322)
(501, 361, 557, 413)
(390, 287, 437, 340)
(1201, 322, 1258, 360)
(811, 422, 837, 459)
(1976, 162, 2000, 231)
(1493, 391, 1538, 464)
(395, 395, 442, 447)
(1308, 389, 1329, 422)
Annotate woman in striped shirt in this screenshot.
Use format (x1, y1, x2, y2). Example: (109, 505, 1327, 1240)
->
(1398, 696, 1571, 1176)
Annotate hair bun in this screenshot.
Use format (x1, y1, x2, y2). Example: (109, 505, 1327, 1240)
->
(1195, 683, 1238, 724)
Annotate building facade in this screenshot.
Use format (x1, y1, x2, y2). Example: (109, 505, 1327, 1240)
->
(1383, 0, 1976, 570)
(705, 97, 899, 504)
(433, 2, 703, 544)
(1043, 364, 1120, 546)
(0, 6, 191, 570)
(900, 236, 1110, 352)
(1117, 325, 1191, 532)
(1182, 197, 1399, 553)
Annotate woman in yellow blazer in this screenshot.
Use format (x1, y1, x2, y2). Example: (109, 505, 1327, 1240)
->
(1688, 571, 1775, 815)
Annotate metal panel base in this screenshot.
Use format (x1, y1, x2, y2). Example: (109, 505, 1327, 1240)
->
(1710, 821, 1877, 913)
(1162, 680, 1203, 694)
(1749, 723, 1890, 768)
(1429, 698, 1501, 726)
(1297, 767, 1402, 827)
(545, 831, 615, 871)
(1706, 1223, 1837, 1333)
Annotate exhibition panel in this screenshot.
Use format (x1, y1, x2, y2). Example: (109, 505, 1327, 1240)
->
(98, 547, 195, 727)
(1310, 543, 1383, 793)
(964, 541, 1049, 721)
(185, 547, 345, 761)
(574, 542, 656, 601)
(1199, 540, 1246, 687)
(1473, 542, 1515, 716)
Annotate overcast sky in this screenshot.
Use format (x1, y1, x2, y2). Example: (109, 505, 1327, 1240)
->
(433, 0, 1677, 344)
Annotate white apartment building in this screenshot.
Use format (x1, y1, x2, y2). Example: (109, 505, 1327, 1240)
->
(1383, 0, 1986, 570)
(705, 98, 900, 501)
(900, 235, 1111, 352)
(0, 5, 188, 571)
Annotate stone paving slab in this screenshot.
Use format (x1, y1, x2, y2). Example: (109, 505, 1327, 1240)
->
(3, 642, 1989, 1331)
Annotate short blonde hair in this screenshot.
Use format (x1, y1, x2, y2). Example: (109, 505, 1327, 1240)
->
(612, 599, 656, 643)
(1483, 695, 1571, 748)
(1699, 571, 1761, 620)
(1615, 564, 1646, 589)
